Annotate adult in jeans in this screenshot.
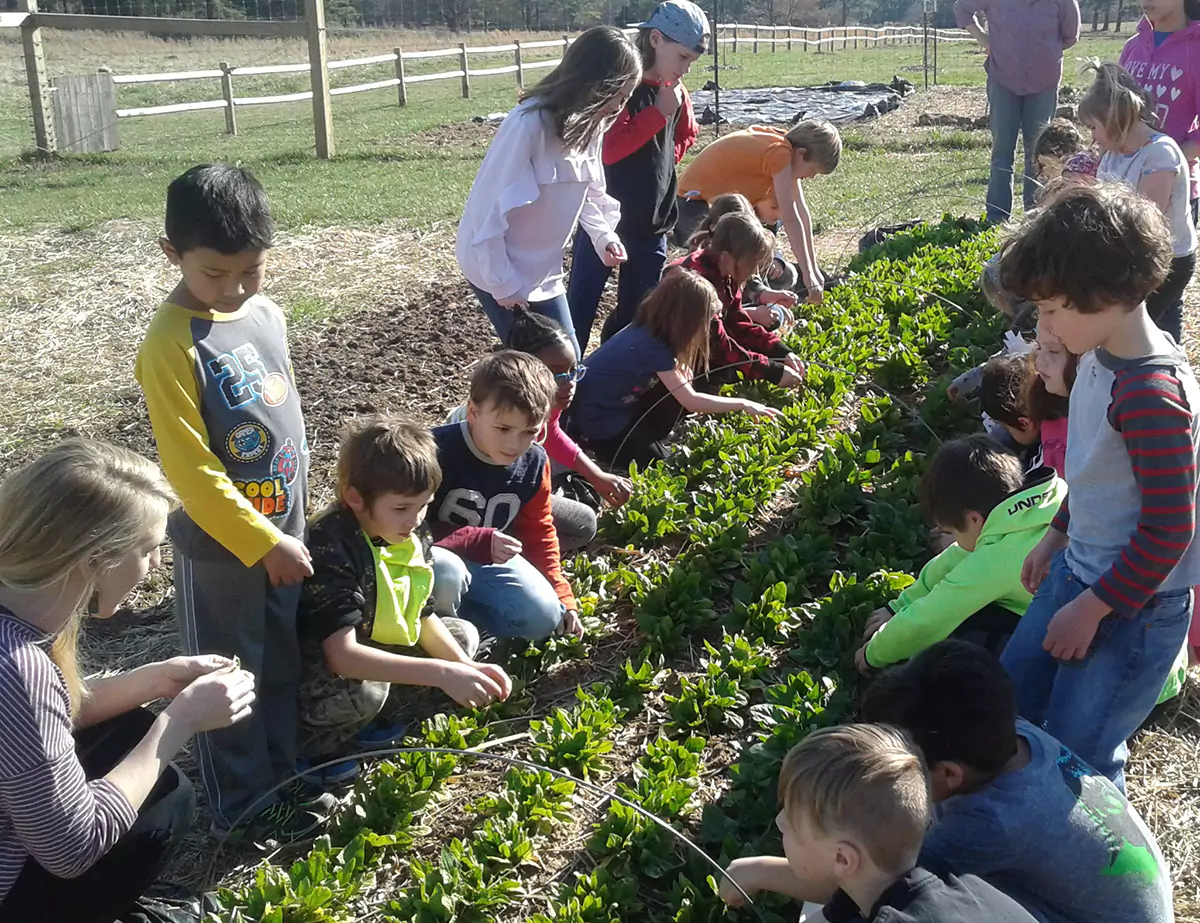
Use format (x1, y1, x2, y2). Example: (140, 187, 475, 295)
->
(955, 0, 1081, 221)
(0, 440, 257, 923)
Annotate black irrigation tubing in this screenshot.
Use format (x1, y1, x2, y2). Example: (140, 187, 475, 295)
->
(199, 746, 769, 920)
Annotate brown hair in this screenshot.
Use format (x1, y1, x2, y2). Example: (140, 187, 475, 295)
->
(524, 26, 642, 151)
(707, 212, 774, 272)
(1023, 348, 1077, 426)
(998, 183, 1172, 313)
(688, 193, 754, 250)
(785, 119, 842, 172)
(338, 414, 441, 507)
(778, 724, 930, 875)
(469, 350, 557, 424)
(636, 268, 719, 374)
(1078, 61, 1156, 143)
(978, 353, 1031, 429)
(917, 435, 1026, 530)
(1032, 117, 1087, 166)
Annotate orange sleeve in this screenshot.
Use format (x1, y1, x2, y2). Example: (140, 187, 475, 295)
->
(762, 141, 793, 179)
(511, 460, 576, 611)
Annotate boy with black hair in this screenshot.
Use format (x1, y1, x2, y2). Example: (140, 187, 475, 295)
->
(296, 415, 512, 786)
(431, 351, 581, 640)
(719, 724, 1036, 922)
(855, 434, 1064, 672)
(998, 183, 1199, 791)
(136, 164, 319, 840)
(861, 640, 1172, 923)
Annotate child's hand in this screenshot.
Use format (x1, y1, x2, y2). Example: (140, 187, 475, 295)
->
(1043, 591, 1109, 661)
(741, 400, 785, 420)
(655, 81, 683, 118)
(439, 662, 504, 709)
(592, 471, 633, 507)
(746, 303, 778, 328)
(263, 535, 314, 586)
(1022, 530, 1067, 594)
(805, 274, 824, 305)
(783, 353, 804, 375)
(854, 643, 874, 676)
(475, 663, 513, 700)
(778, 365, 804, 389)
(862, 606, 892, 641)
(491, 531, 522, 564)
(719, 857, 767, 907)
(556, 608, 584, 639)
(602, 242, 627, 268)
(760, 289, 799, 309)
(496, 294, 526, 309)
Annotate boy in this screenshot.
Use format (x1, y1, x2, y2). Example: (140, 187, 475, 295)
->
(431, 351, 581, 640)
(861, 640, 1173, 923)
(719, 724, 1036, 922)
(135, 164, 318, 840)
(855, 434, 1065, 672)
(296, 415, 512, 784)
(999, 183, 1199, 790)
(675, 119, 841, 304)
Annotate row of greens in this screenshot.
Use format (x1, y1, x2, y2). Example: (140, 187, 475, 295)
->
(207, 217, 1001, 923)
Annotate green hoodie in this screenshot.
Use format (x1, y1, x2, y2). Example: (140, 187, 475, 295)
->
(865, 469, 1067, 668)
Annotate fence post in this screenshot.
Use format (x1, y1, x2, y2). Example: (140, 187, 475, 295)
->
(733, 28, 739, 53)
(459, 42, 470, 98)
(394, 46, 407, 106)
(753, 24, 759, 53)
(514, 40, 524, 92)
(771, 24, 776, 52)
(219, 61, 237, 134)
(20, 0, 55, 154)
(802, 27, 807, 51)
(787, 26, 792, 51)
(304, 0, 333, 159)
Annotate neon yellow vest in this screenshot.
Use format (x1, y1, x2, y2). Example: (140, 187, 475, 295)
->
(365, 532, 434, 647)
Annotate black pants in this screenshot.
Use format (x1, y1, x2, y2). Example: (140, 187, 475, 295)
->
(1145, 251, 1195, 344)
(570, 380, 685, 470)
(0, 708, 196, 923)
(950, 603, 1023, 657)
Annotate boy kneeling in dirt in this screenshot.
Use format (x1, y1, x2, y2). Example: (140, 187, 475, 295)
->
(296, 415, 511, 787)
(855, 434, 1064, 673)
(719, 724, 1036, 923)
(430, 351, 583, 641)
(861, 640, 1173, 923)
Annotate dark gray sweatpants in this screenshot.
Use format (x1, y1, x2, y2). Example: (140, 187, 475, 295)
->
(173, 541, 302, 833)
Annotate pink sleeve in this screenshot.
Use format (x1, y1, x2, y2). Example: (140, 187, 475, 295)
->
(542, 409, 582, 469)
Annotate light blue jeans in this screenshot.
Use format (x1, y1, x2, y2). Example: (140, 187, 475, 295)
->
(470, 283, 580, 362)
(440, 550, 563, 640)
(1000, 550, 1192, 791)
(986, 79, 1059, 222)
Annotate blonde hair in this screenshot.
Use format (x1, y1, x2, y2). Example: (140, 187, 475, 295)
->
(708, 212, 775, 273)
(1078, 61, 1155, 144)
(778, 724, 931, 875)
(785, 119, 842, 172)
(688, 193, 754, 250)
(0, 440, 176, 715)
(636, 269, 719, 375)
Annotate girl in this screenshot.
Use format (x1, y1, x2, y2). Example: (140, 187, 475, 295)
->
(446, 309, 634, 553)
(567, 0, 708, 348)
(456, 26, 643, 360)
(672, 212, 805, 389)
(1024, 326, 1077, 478)
(1081, 62, 1197, 341)
(1119, 0, 1200, 223)
(568, 269, 782, 469)
(0, 440, 256, 923)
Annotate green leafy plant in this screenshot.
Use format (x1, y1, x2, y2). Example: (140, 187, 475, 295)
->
(333, 753, 455, 849)
(471, 768, 576, 835)
(383, 839, 523, 923)
(529, 688, 624, 779)
(664, 674, 748, 734)
(422, 712, 488, 750)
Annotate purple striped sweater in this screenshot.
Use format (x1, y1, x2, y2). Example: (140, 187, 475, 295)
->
(0, 610, 136, 903)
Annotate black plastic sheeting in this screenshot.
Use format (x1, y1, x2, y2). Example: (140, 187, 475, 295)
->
(690, 78, 915, 127)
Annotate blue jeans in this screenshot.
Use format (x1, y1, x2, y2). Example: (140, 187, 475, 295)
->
(986, 79, 1059, 222)
(457, 553, 564, 640)
(429, 546, 471, 617)
(471, 283, 580, 361)
(567, 227, 668, 347)
(1001, 550, 1192, 791)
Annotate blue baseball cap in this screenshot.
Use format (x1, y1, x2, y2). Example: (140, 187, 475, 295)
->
(636, 0, 711, 54)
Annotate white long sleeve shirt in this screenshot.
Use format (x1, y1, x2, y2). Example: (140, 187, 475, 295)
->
(456, 99, 622, 303)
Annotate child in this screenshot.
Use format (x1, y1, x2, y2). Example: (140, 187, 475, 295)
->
(457, 26, 643, 359)
(977, 353, 1045, 471)
(568, 269, 782, 468)
(855, 435, 1065, 673)
(296, 416, 512, 784)
(1030, 117, 1089, 189)
(999, 183, 1199, 790)
(567, 0, 708, 347)
(1119, 0, 1200, 223)
(446, 309, 634, 552)
(670, 212, 805, 389)
(861, 641, 1173, 923)
(1023, 324, 1076, 478)
(676, 120, 842, 304)
(431, 351, 582, 640)
(135, 164, 320, 841)
(718, 724, 1037, 922)
(1081, 62, 1197, 341)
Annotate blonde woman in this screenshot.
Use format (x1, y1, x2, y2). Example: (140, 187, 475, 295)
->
(0, 440, 256, 923)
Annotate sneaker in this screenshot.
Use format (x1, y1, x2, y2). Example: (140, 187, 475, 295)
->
(297, 756, 360, 788)
(209, 798, 326, 847)
(354, 719, 408, 749)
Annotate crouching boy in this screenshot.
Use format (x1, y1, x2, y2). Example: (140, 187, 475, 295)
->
(296, 415, 512, 785)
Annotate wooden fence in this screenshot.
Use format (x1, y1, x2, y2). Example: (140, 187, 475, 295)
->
(0, 8, 970, 160)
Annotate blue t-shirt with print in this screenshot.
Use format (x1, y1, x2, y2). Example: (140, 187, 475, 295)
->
(572, 324, 677, 441)
(920, 720, 1172, 923)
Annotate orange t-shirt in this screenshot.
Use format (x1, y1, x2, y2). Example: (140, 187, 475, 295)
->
(677, 125, 794, 208)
